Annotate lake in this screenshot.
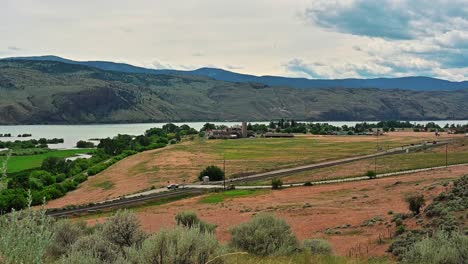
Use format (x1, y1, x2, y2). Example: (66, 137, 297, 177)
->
(0, 120, 467, 149)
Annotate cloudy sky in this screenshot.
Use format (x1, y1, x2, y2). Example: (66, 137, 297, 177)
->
(1, 0, 467, 81)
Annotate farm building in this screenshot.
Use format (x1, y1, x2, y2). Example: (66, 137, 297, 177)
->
(206, 122, 255, 139)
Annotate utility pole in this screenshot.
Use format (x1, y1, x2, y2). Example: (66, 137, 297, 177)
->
(445, 143, 448, 167)
(223, 153, 226, 190)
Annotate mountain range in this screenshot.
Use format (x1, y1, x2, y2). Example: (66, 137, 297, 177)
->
(3, 55, 468, 91)
(0, 59, 467, 124)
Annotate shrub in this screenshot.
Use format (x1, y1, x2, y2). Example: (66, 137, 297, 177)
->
(401, 231, 468, 264)
(405, 194, 425, 215)
(64, 234, 121, 264)
(230, 214, 299, 256)
(271, 178, 283, 189)
(0, 209, 53, 264)
(366, 170, 377, 179)
(101, 210, 146, 250)
(303, 239, 333, 255)
(198, 165, 225, 181)
(128, 226, 222, 264)
(47, 220, 86, 259)
(175, 211, 217, 233)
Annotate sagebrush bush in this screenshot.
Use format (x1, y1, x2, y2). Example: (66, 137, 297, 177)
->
(101, 210, 146, 250)
(402, 231, 468, 264)
(303, 239, 333, 255)
(128, 226, 223, 264)
(47, 219, 87, 259)
(64, 234, 121, 264)
(175, 211, 217, 233)
(230, 214, 299, 256)
(0, 209, 52, 264)
(405, 193, 425, 215)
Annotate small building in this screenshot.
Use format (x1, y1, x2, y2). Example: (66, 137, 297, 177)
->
(264, 132, 294, 138)
(202, 176, 210, 184)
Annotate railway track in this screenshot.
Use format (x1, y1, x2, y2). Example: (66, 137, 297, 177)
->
(46, 188, 204, 217)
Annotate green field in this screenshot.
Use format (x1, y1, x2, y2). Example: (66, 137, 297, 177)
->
(1, 149, 94, 173)
(244, 139, 468, 185)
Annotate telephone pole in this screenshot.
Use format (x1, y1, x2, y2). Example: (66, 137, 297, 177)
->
(223, 153, 226, 190)
(445, 143, 448, 167)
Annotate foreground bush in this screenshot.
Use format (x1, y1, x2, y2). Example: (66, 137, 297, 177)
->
(230, 214, 299, 256)
(47, 220, 87, 259)
(303, 239, 333, 255)
(0, 209, 52, 264)
(128, 226, 222, 264)
(101, 210, 146, 250)
(402, 231, 468, 264)
(175, 211, 217, 233)
(61, 235, 122, 264)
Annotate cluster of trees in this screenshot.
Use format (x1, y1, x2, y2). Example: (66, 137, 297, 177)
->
(0, 138, 64, 150)
(0, 124, 197, 213)
(76, 140, 95, 148)
(0, 209, 338, 263)
(0, 134, 11, 137)
(17, 133, 32, 137)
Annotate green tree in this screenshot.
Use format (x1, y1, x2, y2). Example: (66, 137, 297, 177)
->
(198, 165, 225, 181)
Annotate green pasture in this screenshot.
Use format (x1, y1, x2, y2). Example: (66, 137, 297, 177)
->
(1, 149, 94, 173)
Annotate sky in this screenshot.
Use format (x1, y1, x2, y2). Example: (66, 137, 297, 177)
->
(1, 0, 467, 81)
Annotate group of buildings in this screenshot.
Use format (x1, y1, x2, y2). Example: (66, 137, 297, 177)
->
(205, 122, 294, 139)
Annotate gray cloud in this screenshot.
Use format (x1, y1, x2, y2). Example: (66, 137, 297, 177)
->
(305, 0, 468, 41)
(300, 0, 468, 79)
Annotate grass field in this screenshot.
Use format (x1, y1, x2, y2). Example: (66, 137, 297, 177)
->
(169, 133, 440, 179)
(245, 138, 468, 185)
(0, 149, 94, 173)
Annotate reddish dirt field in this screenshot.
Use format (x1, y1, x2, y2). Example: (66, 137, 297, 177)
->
(84, 165, 468, 257)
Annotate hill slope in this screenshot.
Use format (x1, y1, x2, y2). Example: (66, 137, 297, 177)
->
(0, 60, 467, 124)
(3, 56, 468, 91)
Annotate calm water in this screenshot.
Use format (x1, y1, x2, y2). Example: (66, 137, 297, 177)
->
(0, 120, 467, 149)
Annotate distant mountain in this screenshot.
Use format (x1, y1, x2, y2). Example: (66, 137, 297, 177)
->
(0, 60, 467, 125)
(3, 56, 467, 91)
